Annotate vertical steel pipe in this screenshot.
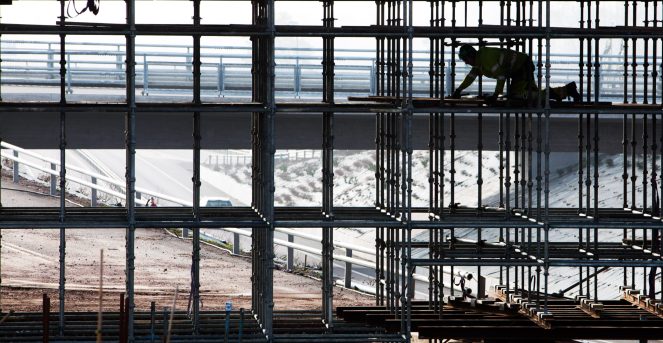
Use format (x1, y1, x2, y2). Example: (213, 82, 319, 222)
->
(124, 0, 137, 340)
(58, 0, 67, 336)
(191, 0, 202, 334)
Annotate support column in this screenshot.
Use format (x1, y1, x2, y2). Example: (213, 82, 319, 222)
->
(321, 0, 335, 329)
(0, 136, 2, 312)
(543, 0, 551, 315)
(0, 142, 1, 313)
(476, 0, 485, 300)
(426, 0, 445, 314)
(251, 0, 276, 339)
(124, 0, 137, 341)
(401, 0, 414, 339)
(191, 0, 202, 335)
(0, 6, 2, 103)
(57, 0, 67, 335)
(375, 0, 386, 306)
(0, 137, 2, 207)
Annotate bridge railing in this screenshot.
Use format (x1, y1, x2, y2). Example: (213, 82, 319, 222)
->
(2, 39, 660, 102)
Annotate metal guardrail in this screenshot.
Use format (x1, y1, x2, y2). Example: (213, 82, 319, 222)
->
(0, 142, 465, 294)
(1, 141, 191, 206)
(205, 150, 320, 167)
(2, 39, 661, 101)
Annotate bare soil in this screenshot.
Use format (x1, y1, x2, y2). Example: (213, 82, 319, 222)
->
(0, 176, 373, 313)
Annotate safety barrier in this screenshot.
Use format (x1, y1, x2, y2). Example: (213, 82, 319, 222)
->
(2, 39, 659, 101)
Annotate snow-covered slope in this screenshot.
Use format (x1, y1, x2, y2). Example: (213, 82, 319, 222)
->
(212, 149, 661, 299)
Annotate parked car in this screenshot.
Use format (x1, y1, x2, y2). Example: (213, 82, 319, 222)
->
(202, 197, 233, 207)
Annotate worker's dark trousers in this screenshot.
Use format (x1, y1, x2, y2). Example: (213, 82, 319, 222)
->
(508, 61, 567, 104)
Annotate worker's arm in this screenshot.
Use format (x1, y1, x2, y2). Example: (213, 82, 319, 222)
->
(493, 76, 506, 96)
(455, 66, 479, 94)
(483, 76, 506, 104)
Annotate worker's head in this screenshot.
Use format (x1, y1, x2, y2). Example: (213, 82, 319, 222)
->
(458, 44, 477, 66)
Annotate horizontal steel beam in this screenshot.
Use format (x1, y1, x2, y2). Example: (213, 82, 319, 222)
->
(3, 23, 663, 39)
(0, 111, 653, 152)
(411, 259, 663, 267)
(418, 326, 663, 340)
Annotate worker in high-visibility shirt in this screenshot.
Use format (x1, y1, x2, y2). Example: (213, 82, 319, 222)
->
(452, 44, 581, 105)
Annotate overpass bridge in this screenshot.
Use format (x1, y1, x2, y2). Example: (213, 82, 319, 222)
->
(1, 97, 658, 152)
(1, 39, 661, 152)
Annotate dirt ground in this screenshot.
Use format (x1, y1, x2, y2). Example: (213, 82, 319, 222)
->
(0, 179, 373, 313)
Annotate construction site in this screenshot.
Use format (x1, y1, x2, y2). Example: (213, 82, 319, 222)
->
(1, 0, 663, 342)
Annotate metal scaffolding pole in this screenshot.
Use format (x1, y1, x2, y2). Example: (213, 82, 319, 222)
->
(250, 0, 275, 339)
(0, 140, 1, 317)
(58, 0, 67, 336)
(0, 4, 2, 316)
(124, 0, 137, 341)
(403, 0, 414, 340)
(191, 0, 202, 335)
(543, 0, 551, 314)
(321, 0, 335, 329)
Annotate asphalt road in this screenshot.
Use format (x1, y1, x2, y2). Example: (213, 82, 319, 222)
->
(80, 149, 242, 206)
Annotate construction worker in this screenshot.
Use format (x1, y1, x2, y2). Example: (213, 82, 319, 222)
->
(451, 44, 581, 105)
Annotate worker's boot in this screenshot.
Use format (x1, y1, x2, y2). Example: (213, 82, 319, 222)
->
(548, 88, 563, 102)
(565, 82, 581, 102)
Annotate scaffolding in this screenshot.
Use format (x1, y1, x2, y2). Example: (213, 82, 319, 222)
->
(0, 0, 662, 342)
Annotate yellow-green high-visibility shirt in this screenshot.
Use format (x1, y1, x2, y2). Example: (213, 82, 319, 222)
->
(457, 47, 530, 95)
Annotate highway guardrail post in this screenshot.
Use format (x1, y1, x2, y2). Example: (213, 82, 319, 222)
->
(224, 301, 232, 343)
(12, 150, 19, 183)
(66, 53, 73, 94)
(238, 308, 244, 343)
(150, 301, 156, 343)
(287, 234, 294, 271)
(162, 307, 168, 342)
(50, 163, 57, 195)
(370, 60, 376, 95)
(142, 55, 149, 96)
(47, 43, 55, 79)
(218, 57, 225, 97)
(91, 177, 98, 207)
(233, 233, 240, 255)
(345, 248, 352, 289)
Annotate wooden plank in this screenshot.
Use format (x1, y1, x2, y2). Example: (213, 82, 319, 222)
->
(349, 95, 663, 110)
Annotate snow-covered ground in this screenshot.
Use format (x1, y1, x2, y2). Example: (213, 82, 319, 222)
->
(212, 149, 661, 300)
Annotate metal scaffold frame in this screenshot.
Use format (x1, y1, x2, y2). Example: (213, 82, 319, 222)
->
(0, 1, 662, 342)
